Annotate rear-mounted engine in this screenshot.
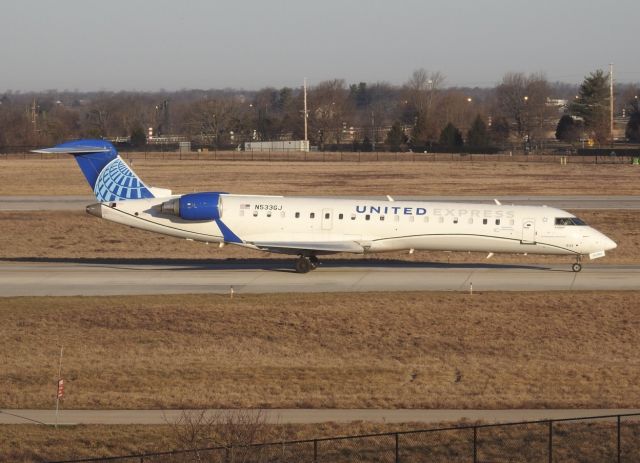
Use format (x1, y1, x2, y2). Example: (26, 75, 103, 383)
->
(160, 192, 223, 221)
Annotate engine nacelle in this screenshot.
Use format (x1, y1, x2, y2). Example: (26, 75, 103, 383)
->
(160, 192, 223, 221)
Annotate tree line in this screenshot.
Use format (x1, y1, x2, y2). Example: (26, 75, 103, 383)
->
(1, 69, 638, 151)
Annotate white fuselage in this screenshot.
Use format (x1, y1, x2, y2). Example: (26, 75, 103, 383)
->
(89, 194, 616, 258)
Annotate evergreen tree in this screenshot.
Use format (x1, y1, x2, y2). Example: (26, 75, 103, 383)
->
(466, 115, 489, 148)
(349, 82, 371, 108)
(626, 98, 640, 142)
(410, 111, 430, 149)
(570, 69, 610, 143)
(130, 126, 147, 147)
(490, 116, 510, 144)
(361, 136, 373, 152)
(626, 112, 640, 142)
(386, 122, 406, 151)
(555, 115, 580, 142)
(439, 123, 464, 148)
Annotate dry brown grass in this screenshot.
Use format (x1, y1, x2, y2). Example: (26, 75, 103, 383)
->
(1, 292, 639, 410)
(2, 158, 640, 196)
(3, 420, 637, 462)
(0, 209, 636, 263)
(0, 421, 478, 462)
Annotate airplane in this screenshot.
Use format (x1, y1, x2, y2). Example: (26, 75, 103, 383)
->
(34, 139, 617, 273)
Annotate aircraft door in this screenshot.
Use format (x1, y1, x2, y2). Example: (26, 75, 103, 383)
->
(521, 218, 536, 243)
(321, 208, 333, 231)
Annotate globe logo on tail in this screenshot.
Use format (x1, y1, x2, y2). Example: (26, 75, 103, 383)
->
(93, 158, 153, 201)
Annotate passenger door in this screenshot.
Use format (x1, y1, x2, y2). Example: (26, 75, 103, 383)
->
(521, 218, 536, 243)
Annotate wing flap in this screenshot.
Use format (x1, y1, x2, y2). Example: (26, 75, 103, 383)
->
(252, 240, 364, 254)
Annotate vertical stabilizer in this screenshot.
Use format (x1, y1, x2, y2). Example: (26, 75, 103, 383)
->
(33, 139, 155, 201)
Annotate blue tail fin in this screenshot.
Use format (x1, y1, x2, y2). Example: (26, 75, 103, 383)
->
(34, 139, 155, 201)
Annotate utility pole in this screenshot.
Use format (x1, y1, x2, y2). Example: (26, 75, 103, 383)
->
(303, 78, 308, 143)
(30, 99, 38, 133)
(610, 63, 614, 147)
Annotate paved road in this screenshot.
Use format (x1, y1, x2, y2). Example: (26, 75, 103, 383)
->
(1, 408, 638, 425)
(1, 261, 638, 296)
(2, 195, 640, 211)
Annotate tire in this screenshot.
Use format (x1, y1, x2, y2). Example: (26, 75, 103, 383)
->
(572, 263, 582, 272)
(295, 257, 312, 274)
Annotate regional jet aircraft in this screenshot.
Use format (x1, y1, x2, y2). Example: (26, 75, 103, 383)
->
(35, 140, 617, 273)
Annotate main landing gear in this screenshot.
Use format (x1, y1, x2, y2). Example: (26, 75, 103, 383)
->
(295, 255, 319, 274)
(572, 256, 582, 273)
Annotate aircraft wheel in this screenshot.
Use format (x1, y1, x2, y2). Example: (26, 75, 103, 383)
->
(310, 256, 319, 270)
(295, 257, 312, 274)
(572, 263, 582, 273)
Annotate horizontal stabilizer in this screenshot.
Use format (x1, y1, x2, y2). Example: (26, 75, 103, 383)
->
(32, 147, 111, 155)
(252, 240, 364, 254)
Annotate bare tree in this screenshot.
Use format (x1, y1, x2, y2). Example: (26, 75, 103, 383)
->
(308, 79, 353, 147)
(168, 409, 271, 463)
(403, 69, 445, 146)
(495, 72, 554, 145)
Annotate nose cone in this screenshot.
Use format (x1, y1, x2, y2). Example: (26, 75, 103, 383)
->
(86, 203, 103, 218)
(591, 230, 617, 252)
(603, 236, 617, 251)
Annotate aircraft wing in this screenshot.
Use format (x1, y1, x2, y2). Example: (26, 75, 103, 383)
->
(251, 240, 364, 254)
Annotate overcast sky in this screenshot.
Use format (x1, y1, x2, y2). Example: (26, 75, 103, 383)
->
(1, 0, 638, 92)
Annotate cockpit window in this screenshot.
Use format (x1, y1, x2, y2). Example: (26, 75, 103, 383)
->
(555, 217, 587, 226)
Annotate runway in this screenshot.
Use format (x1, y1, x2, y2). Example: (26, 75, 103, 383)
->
(1, 260, 638, 296)
(2, 195, 640, 211)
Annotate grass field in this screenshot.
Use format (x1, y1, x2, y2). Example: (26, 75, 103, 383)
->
(1, 158, 640, 196)
(0, 421, 448, 462)
(5, 419, 637, 462)
(0, 209, 636, 263)
(2, 292, 639, 410)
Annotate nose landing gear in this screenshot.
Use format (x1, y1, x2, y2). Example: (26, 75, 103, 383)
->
(572, 256, 582, 272)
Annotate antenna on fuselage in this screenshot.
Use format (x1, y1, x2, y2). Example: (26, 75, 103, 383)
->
(387, 195, 394, 202)
(494, 198, 502, 206)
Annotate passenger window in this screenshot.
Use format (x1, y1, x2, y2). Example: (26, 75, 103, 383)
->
(394, 215, 400, 222)
(424, 216, 429, 223)
(267, 211, 272, 217)
(439, 217, 444, 223)
(253, 211, 258, 217)
(351, 214, 356, 220)
(468, 218, 473, 224)
(310, 212, 315, 219)
(338, 213, 343, 220)
(295, 212, 300, 218)
(453, 217, 458, 224)
(281, 211, 286, 218)
(380, 216, 385, 221)
(495, 219, 501, 225)
(325, 213, 330, 219)
(409, 216, 414, 222)
(483, 218, 488, 225)
(365, 214, 370, 221)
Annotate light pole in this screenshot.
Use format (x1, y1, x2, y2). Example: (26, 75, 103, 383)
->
(523, 96, 530, 153)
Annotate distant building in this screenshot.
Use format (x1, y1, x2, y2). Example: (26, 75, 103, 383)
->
(245, 140, 310, 152)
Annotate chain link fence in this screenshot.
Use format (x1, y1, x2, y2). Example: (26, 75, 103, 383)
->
(49, 413, 640, 463)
